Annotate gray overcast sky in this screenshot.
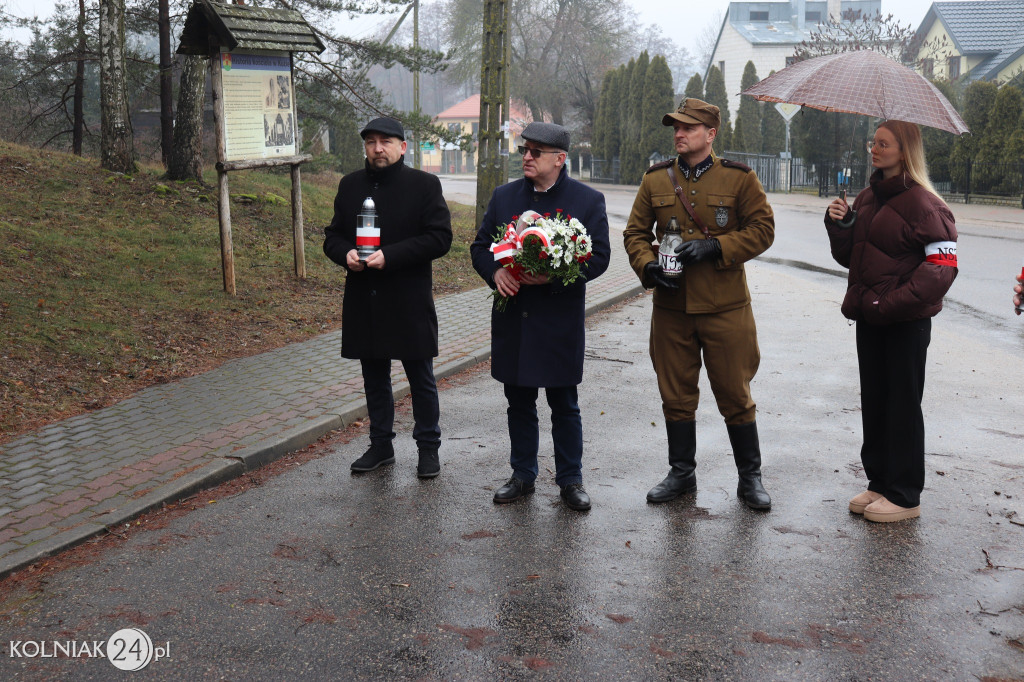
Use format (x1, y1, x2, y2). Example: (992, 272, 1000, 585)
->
(6, 0, 939, 62)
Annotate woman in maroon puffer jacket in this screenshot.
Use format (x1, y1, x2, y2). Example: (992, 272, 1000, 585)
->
(824, 120, 958, 523)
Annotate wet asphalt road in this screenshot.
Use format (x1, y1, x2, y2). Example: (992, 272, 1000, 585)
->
(2, 261, 1024, 680)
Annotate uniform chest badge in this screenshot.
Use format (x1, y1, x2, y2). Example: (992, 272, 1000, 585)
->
(715, 207, 729, 227)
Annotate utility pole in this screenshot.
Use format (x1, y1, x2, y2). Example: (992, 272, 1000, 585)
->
(413, 0, 421, 170)
(476, 0, 510, 227)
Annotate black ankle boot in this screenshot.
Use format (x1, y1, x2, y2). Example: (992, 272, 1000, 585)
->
(647, 421, 698, 503)
(351, 441, 395, 472)
(727, 421, 771, 510)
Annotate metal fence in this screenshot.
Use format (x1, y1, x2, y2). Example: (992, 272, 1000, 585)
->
(587, 154, 1024, 208)
(942, 160, 1024, 207)
(590, 157, 620, 184)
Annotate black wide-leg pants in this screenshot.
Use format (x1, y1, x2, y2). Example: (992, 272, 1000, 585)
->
(855, 318, 931, 508)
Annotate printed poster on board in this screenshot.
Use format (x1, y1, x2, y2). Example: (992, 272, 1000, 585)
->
(219, 50, 296, 161)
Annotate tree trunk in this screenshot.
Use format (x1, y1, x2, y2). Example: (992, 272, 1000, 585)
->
(167, 55, 206, 182)
(158, 0, 173, 167)
(72, 0, 86, 156)
(99, 0, 136, 173)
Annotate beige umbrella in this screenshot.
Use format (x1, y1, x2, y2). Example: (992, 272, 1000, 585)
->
(741, 49, 969, 135)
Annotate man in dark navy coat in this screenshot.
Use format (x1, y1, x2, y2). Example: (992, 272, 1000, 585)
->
(470, 122, 611, 511)
(324, 117, 452, 479)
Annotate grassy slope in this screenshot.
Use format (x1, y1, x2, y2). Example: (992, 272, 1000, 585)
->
(0, 141, 481, 441)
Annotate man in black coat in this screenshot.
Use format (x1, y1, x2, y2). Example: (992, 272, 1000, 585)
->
(470, 122, 611, 511)
(324, 117, 453, 478)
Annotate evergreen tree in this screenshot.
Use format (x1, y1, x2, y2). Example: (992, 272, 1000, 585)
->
(949, 80, 998, 192)
(606, 66, 626, 163)
(976, 85, 1023, 193)
(921, 79, 957, 184)
(732, 118, 745, 153)
(760, 70, 787, 155)
(622, 52, 649, 184)
(792, 109, 867, 168)
(1004, 88, 1024, 172)
(614, 59, 630, 178)
(684, 73, 703, 100)
(704, 65, 731, 152)
(735, 61, 762, 153)
(592, 69, 615, 160)
(640, 55, 675, 165)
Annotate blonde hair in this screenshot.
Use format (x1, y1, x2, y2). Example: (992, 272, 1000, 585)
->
(877, 120, 945, 204)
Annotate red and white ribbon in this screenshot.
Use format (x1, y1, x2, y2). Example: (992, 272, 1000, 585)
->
(518, 225, 551, 248)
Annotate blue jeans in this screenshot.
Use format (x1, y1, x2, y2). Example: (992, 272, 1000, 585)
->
(503, 384, 583, 487)
(361, 358, 441, 450)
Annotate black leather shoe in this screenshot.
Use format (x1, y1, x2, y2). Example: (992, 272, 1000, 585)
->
(560, 483, 591, 511)
(493, 477, 535, 504)
(350, 441, 395, 472)
(417, 448, 440, 479)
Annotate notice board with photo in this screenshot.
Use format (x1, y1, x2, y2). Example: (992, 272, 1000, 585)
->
(218, 50, 296, 162)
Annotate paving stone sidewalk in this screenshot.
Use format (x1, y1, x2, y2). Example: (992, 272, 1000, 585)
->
(0, 243, 643, 578)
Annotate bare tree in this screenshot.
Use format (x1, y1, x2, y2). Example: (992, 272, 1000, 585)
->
(157, 0, 173, 167)
(695, 10, 723, 76)
(99, 0, 135, 173)
(441, 0, 635, 129)
(794, 10, 947, 64)
(72, 0, 88, 155)
(167, 54, 205, 182)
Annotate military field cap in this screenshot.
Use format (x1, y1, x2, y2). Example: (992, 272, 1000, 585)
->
(360, 116, 405, 141)
(521, 122, 570, 151)
(662, 98, 721, 130)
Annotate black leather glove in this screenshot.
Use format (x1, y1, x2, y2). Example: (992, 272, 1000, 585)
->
(674, 238, 722, 265)
(643, 262, 680, 290)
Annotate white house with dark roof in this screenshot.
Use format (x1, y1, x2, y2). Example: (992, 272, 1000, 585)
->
(913, 0, 1024, 83)
(705, 0, 882, 120)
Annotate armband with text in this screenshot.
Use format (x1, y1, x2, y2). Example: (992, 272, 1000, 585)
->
(924, 241, 957, 267)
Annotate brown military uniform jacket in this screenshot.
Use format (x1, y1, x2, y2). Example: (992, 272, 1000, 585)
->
(623, 154, 775, 313)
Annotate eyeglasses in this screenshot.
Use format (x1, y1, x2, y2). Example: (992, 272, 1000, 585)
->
(866, 140, 897, 152)
(517, 145, 561, 158)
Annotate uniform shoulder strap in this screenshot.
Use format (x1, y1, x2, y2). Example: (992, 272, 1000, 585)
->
(720, 158, 752, 173)
(644, 159, 675, 175)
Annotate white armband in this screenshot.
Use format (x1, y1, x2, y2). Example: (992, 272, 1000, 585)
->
(924, 241, 957, 267)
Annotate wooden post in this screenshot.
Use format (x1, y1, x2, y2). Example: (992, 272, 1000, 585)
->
(209, 50, 236, 294)
(291, 163, 306, 279)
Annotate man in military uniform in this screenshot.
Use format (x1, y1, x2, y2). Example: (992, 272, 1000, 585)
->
(622, 98, 775, 510)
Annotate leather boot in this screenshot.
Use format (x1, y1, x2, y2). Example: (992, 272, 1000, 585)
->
(646, 421, 698, 503)
(727, 421, 771, 510)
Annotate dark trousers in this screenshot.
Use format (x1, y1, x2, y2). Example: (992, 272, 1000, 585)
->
(361, 358, 441, 450)
(856, 318, 931, 508)
(503, 384, 583, 487)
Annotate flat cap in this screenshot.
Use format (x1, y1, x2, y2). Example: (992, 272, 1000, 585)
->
(521, 122, 570, 151)
(360, 116, 405, 141)
(663, 98, 721, 130)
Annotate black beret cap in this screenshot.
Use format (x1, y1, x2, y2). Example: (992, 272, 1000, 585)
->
(360, 116, 405, 141)
(521, 122, 570, 151)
